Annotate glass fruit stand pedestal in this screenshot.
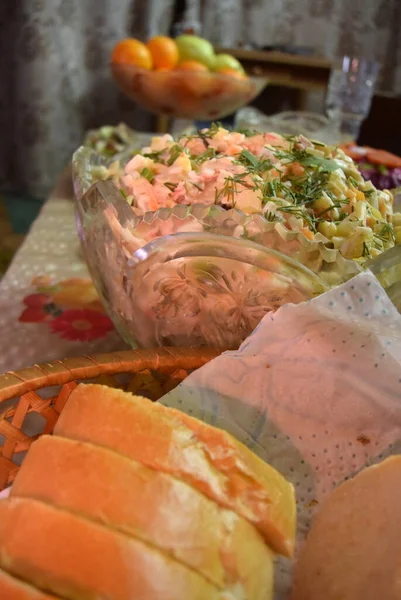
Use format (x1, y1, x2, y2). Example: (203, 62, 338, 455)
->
(111, 63, 267, 122)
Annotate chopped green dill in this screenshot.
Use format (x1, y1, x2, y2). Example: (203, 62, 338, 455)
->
(206, 122, 223, 136)
(235, 127, 259, 137)
(269, 171, 329, 207)
(372, 238, 383, 251)
(236, 149, 273, 173)
(362, 242, 371, 257)
(164, 181, 177, 192)
(215, 175, 240, 205)
(313, 202, 342, 218)
(224, 172, 257, 190)
(198, 130, 210, 148)
(274, 148, 339, 173)
(188, 181, 203, 191)
(348, 176, 360, 188)
(275, 181, 297, 202)
(142, 150, 164, 162)
(278, 204, 317, 231)
(167, 144, 184, 166)
(311, 140, 326, 147)
(377, 222, 396, 243)
(299, 154, 340, 173)
(283, 134, 301, 143)
(263, 180, 277, 198)
(240, 149, 259, 168)
(265, 211, 277, 222)
(190, 147, 218, 166)
(140, 167, 154, 183)
(364, 188, 375, 197)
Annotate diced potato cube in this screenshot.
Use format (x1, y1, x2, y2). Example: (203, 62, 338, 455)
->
(337, 219, 359, 237)
(318, 221, 337, 239)
(353, 200, 367, 223)
(313, 195, 333, 213)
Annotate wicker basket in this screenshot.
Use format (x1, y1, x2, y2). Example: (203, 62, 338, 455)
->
(0, 347, 220, 492)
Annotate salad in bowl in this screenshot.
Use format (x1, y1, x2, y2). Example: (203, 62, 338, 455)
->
(73, 125, 400, 348)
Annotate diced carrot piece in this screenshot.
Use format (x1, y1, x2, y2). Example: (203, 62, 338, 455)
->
(291, 162, 305, 176)
(302, 228, 314, 240)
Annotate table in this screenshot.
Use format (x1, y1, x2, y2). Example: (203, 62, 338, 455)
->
(0, 167, 126, 374)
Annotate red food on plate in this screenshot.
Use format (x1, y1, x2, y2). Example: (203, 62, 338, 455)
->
(365, 148, 401, 169)
(341, 143, 401, 169)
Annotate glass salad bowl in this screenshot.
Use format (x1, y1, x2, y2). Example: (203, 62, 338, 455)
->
(72, 147, 327, 349)
(111, 63, 267, 120)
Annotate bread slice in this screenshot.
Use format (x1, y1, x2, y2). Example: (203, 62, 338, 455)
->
(0, 569, 59, 599)
(0, 497, 224, 600)
(12, 435, 274, 600)
(291, 456, 401, 600)
(54, 383, 295, 556)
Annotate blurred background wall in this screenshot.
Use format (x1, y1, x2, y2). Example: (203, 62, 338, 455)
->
(0, 0, 400, 200)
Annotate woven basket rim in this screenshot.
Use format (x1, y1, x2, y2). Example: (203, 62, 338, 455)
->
(0, 347, 220, 405)
(0, 347, 222, 491)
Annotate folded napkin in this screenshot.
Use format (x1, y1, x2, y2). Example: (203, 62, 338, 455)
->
(160, 269, 401, 598)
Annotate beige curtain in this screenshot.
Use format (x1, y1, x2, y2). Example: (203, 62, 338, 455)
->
(1, 0, 400, 199)
(204, 0, 401, 93)
(0, 0, 175, 198)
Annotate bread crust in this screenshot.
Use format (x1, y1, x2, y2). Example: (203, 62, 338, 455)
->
(0, 497, 223, 600)
(12, 435, 274, 600)
(0, 569, 58, 600)
(291, 456, 401, 600)
(54, 384, 295, 556)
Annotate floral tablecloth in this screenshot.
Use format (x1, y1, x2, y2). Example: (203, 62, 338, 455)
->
(0, 167, 126, 373)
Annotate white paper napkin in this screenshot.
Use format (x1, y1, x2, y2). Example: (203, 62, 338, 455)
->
(160, 270, 401, 598)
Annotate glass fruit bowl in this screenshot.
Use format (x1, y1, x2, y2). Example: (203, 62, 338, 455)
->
(111, 63, 267, 120)
(72, 147, 327, 349)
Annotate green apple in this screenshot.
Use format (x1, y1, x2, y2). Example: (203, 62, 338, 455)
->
(176, 35, 215, 69)
(213, 53, 244, 73)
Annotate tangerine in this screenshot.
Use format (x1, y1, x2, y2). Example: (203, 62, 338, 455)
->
(146, 36, 179, 70)
(176, 60, 209, 72)
(111, 38, 153, 70)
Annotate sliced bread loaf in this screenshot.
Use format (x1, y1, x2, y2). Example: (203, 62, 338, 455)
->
(0, 569, 59, 600)
(0, 497, 223, 600)
(12, 435, 274, 600)
(54, 384, 295, 556)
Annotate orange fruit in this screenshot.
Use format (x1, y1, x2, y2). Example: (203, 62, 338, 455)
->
(176, 60, 209, 72)
(146, 36, 179, 70)
(111, 38, 153, 70)
(216, 67, 247, 80)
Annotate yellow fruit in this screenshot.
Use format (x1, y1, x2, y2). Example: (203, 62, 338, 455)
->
(146, 36, 179, 70)
(214, 53, 244, 73)
(111, 38, 153, 70)
(176, 35, 215, 69)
